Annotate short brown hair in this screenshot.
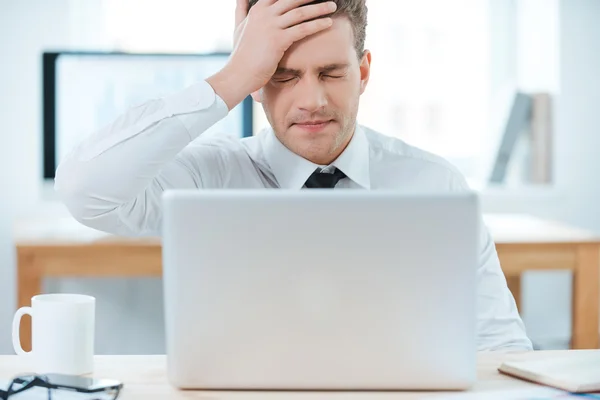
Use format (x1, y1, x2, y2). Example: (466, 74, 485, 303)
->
(248, 0, 368, 57)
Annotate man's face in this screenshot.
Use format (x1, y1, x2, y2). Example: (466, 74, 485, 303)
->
(257, 17, 371, 165)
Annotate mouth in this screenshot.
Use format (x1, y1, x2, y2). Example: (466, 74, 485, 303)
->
(292, 120, 334, 133)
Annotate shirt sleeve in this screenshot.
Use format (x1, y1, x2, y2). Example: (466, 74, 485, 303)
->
(449, 172, 534, 351)
(55, 80, 229, 237)
(475, 224, 534, 351)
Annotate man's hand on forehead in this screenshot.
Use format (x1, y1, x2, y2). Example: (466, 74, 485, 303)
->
(207, 0, 336, 110)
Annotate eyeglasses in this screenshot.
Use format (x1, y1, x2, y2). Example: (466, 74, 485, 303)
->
(0, 374, 121, 400)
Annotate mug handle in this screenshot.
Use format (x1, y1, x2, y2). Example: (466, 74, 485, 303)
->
(12, 307, 33, 355)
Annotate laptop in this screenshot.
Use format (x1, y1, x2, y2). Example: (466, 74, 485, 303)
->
(161, 190, 478, 390)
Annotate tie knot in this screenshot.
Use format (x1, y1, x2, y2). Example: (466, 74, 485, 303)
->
(304, 168, 347, 189)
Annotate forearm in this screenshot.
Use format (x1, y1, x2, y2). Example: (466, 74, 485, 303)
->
(55, 81, 228, 234)
(207, 65, 256, 111)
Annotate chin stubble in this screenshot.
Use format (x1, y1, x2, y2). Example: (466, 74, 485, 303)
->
(329, 120, 356, 155)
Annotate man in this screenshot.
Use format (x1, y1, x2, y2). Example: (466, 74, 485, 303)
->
(55, 0, 533, 351)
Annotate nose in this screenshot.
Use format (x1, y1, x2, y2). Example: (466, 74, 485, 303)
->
(294, 76, 328, 113)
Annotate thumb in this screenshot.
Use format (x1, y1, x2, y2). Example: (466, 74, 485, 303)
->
(235, 0, 249, 27)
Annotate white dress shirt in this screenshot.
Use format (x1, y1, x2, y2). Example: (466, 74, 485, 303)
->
(55, 80, 533, 352)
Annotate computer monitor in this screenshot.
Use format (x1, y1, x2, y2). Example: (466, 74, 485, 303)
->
(42, 51, 254, 181)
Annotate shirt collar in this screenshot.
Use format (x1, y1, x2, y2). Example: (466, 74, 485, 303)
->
(330, 125, 371, 189)
(262, 125, 371, 189)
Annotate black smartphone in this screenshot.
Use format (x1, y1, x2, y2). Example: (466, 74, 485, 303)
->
(16, 373, 123, 393)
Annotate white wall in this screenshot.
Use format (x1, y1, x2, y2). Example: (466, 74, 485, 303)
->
(0, 0, 165, 355)
(483, 1, 600, 227)
(555, 0, 600, 231)
(0, 0, 72, 354)
(1, 0, 599, 354)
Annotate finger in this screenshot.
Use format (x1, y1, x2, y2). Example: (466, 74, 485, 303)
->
(235, 0, 249, 27)
(279, 2, 337, 29)
(273, 0, 330, 15)
(255, 0, 278, 7)
(284, 17, 333, 44)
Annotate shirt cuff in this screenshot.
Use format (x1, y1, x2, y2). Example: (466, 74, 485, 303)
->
(175, 81, 230, 141)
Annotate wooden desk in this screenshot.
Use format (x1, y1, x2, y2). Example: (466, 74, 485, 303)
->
(0, 351, 591, 399)
(486, 214, 600, 349)
(14, 214, 600, 352)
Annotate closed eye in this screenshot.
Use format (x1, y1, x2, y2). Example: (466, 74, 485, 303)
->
(273, 77, 297, 83)
(323, 75, 345, 79)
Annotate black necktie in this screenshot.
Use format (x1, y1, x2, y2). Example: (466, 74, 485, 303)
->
(304, 168, 347, 189)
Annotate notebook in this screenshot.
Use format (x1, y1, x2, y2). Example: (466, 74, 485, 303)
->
(498, 351, 600, 393)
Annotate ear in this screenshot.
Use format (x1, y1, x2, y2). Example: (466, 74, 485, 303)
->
(251, 89, 263, 103)
(359, 50, 372, 95)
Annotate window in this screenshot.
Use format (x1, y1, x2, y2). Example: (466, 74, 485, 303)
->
(359, 0, 489, 183)
(102, 0, 236, 54)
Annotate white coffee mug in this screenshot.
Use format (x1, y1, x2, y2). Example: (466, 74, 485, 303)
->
(12, 294, 95, 375)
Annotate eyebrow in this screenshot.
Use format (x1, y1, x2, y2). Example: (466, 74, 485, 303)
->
(274, 63, 351, 76)
(319, 63, 350, 73)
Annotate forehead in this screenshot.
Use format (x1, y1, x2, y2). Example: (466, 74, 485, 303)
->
(278, 16, 357, 70)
